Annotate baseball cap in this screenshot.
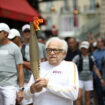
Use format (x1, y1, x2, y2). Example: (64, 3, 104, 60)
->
(0, 23, 10, 33)
(8, 29, 20, 39)
(80, 41, 90, 49)
(22, 24, 30, 32)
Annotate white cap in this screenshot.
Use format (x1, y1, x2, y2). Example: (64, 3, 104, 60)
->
(0, 23, 10, 33)
(80, 41, 90, 49)
(22, 24, 30, 32)
(8, 29, 20, 39)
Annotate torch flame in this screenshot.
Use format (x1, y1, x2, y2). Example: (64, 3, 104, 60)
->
(33, 17, 43, 31)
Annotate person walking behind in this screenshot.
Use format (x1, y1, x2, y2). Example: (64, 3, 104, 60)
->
(8, 28, 24, 105)
(21, 24, 46, 105)
(8, 28, 22, 48)
(65, 37, 81, 61)
(20, 24, 33, 105)
(72, 41, 105, 105)
(92, 37, 105, 105)
(0, 23, 24, 105)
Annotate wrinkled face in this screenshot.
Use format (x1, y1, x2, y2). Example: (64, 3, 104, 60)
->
(46, 40, 66, 66)
(22, 29, 30, 40)
(68, 38, 77, 50)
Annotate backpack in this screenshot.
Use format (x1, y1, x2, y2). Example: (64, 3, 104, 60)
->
(77, 54, 94, 72)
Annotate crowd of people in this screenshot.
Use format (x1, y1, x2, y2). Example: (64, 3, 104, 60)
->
(0, 22, 105, 105)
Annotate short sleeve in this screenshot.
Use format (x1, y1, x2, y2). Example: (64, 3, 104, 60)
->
(91, 55, 96, 64)
(14, 47, 23, 65)
(72, 55, 79, 64)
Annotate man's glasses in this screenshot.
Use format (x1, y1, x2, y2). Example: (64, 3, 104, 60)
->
(46, 48, 64, 54)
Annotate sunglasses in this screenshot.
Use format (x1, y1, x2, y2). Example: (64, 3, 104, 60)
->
(23, 30, 30, 33)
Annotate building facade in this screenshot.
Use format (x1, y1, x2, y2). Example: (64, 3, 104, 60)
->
(39, 0, 101, 40)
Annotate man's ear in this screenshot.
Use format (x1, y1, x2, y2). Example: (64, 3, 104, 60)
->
(63, 51, 66, 59)
(4, 32, 9, 37)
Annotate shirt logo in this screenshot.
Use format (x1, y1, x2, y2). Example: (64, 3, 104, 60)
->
(53, 70, 62, 74)
(0, 50, 8, 55)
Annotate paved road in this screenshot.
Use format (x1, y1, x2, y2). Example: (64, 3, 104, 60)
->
(73, 91, 105, 105)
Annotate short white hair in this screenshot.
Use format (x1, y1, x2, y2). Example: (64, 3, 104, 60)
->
(45, 37, 68, 53)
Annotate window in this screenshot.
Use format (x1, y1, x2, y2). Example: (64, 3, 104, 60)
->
(46, 16, 52, 30)
(60, 15, 74, 32)
(90, 0, 95, 10)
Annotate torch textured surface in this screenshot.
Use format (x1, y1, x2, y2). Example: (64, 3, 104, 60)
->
(29, 23, 40, 80)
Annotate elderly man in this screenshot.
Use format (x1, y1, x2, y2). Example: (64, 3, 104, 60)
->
(0, 23, 24, 105)
(24, 37, 79, 105)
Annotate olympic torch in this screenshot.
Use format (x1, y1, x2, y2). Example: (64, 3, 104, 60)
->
(29, 17, 43, 80)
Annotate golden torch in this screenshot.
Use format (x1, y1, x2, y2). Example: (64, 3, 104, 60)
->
(29, 17, 43, 80)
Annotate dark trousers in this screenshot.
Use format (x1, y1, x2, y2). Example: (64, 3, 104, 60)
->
(94, 78, 104, 105)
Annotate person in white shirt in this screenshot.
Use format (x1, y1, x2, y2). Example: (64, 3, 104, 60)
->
(24, 37, 79, 105)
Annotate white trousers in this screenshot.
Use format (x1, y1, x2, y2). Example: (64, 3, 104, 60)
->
(0, 86, 17, 105)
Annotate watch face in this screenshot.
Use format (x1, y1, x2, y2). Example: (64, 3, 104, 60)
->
(19, 87, 24, 91)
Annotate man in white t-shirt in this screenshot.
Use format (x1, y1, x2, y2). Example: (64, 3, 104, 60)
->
(24, 37, 79, 105)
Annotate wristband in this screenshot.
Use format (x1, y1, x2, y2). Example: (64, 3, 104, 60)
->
(19, 87, 24, 91)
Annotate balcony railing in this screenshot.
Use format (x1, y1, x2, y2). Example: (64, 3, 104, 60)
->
(78, 5, 100, 14)
(75, 16, 100, 40)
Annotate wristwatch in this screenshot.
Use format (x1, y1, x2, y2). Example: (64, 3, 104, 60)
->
(19, 87, 24, 91)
